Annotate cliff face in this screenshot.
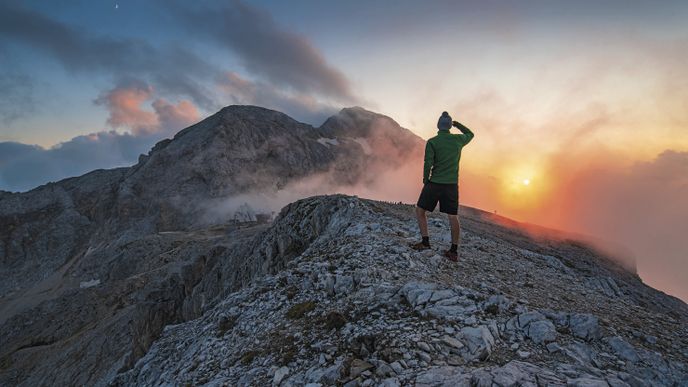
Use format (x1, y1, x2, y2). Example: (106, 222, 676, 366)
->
(1, 106, 684, 387)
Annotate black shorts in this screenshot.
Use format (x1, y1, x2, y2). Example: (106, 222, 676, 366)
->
(416, 182, 459, 215)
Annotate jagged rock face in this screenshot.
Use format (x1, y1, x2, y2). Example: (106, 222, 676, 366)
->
(0, 168, 127, 296)
(111, 196, 688, 386)
(123, 107, 336, 215)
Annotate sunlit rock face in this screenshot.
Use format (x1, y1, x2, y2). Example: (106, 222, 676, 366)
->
(1, 106, 683, 387)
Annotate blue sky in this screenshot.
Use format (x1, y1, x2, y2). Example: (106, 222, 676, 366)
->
(3, 0, 687, 146)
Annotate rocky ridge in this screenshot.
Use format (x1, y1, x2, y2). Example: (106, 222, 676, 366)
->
(0, 106, 423, 386)
(114, 195, 688, 386)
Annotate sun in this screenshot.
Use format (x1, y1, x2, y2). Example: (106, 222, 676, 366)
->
(494, 161, 553, 212)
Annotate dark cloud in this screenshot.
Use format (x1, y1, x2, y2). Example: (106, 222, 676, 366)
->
(218, 72, 337, 125)
(1, 1, 357, 125)
(0, 133, 143, 192)
(176, 1, 356, 103)
(0, 2, 219, 110)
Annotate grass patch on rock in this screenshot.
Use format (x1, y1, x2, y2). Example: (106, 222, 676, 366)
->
(240, 350, 261, 365)
(323, 311, 348, 330)
(286, 301, 317, 319)
(216, 315, 238, 337)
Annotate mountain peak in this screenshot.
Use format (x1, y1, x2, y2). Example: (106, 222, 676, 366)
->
(216, 104, 299, 121)
(321, 106, 408, 140)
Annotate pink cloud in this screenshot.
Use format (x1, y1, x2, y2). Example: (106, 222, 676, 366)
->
(96, 82, 158, 134)
(96, 81, 200, 135)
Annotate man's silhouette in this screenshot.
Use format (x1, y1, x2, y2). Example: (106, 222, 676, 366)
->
(411, 111, 474, 261)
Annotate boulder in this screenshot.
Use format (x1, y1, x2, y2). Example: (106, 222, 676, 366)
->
(517, 311, 546, 328)
(604, 336, 639, 363)
(460, 326, 495, 361)
(526, 320, 558, 344)
(569, 313, 602, 341)
(415, 367, 471, 387)
(273, 366, 290, 385)
(349, 359, 374, 379)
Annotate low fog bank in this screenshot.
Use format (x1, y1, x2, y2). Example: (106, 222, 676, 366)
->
(465, 149, 688, 302)
(213, 147, 687, 302)
(554, 150, 688, 302)
(202, 115, 426, 224)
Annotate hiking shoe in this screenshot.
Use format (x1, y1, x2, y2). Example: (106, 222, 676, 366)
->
(444, 249, 458, 262)
(410, 241, 431, 251)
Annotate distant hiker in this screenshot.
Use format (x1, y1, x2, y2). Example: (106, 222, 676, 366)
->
(411, 111, 474, 262)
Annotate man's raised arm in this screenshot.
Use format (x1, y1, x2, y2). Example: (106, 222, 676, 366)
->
(452, 120, 475, 145)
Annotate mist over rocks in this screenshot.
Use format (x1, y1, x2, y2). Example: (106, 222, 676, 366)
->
(0, 105, 686, 386)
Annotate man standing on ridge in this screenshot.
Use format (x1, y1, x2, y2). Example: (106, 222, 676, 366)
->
(411, 111, 474, 262)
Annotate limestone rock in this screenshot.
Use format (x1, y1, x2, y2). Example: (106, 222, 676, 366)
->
(526, 320, 558, 344)
(273, 366, 290, 385)
(460, 326, 495, 361)
(604, 336, 639, 363)
(569, 313, 602, 341)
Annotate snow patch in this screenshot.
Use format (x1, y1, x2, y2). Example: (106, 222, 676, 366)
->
(317, 137, 339, 147)
(80, 279, 101, 288)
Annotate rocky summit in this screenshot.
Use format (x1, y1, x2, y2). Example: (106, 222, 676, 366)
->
(110, 195, 688, 387)
(1, 106, 687, 386)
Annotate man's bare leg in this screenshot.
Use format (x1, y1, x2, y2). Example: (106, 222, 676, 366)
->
(416, 206, 429, 238)
(411, 206, 431, 250)
(449, 214, 460, 245)
(448, 214, 460, 259)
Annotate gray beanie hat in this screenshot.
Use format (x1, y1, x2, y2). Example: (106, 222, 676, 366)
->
(437, 111, 452, 131)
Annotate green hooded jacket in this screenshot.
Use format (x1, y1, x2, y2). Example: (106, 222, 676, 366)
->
(423, 122, 474, 184)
